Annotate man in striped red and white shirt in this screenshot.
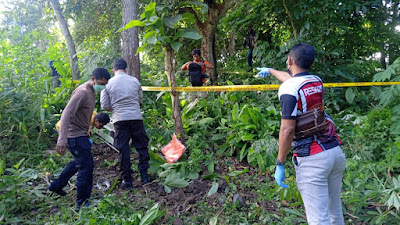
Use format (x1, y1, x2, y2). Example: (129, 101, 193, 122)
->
(257, 43, 346, 225)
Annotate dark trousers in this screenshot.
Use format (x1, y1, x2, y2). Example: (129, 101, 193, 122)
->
(51, 136, 93, 205)
(247, 48, 253, 68)
(113, 120, 150, 182)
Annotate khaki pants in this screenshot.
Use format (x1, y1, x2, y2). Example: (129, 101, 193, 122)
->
(294, 146, 346, 225)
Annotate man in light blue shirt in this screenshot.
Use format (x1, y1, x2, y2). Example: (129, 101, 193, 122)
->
(100, 58, 150, 190)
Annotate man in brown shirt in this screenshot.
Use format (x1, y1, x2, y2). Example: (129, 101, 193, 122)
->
(48, 68, 110, 209)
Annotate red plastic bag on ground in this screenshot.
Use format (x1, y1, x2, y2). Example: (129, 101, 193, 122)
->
(161, 134, 186, 163)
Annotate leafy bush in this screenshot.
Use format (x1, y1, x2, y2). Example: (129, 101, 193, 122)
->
(345, 108, 394, 161)
(0, 159, 47, 223)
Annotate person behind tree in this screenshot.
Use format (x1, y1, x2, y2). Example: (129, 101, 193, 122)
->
(49, 60, 61, 88)
(181, 49, 214, 87)
(100, 58, 152, 190)
(243, 28, 256, 72)
(257, 43, 346, 225)
(48, 68, 111, 210)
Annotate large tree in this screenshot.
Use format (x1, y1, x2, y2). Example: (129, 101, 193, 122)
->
(121, 2, 203, 144)
(181, 0, 238, 83)
(48, 0, 80, 81)
(122, 0, 141, 79)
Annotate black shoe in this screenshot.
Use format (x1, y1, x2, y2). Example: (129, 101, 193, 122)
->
(121, 181, 133, 190)
(76, 200, 91, 210)
(48, 184, 67, 196)
(141, 173, 155, 185)
(247, 67, 253, 72)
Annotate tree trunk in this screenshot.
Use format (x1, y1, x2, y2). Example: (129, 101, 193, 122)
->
(49, 0, 80, 81)
(165, 44, 185, 145)
(380, 43, 387, 69)
(200, 23, 218, 83)
(122, 0, 140, 79)
(191, 0, 237, 84)
(380, 51, 387, 69)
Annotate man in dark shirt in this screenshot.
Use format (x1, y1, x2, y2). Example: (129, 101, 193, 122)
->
(48, 68, 110, 209)
(49, 60, 61, 88)
(243, 28, 256, 71)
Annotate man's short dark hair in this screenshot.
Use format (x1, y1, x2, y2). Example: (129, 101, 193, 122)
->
(192, 49, 201, 56)
(92, 68, 111, 80)
(289, 43, 316, 70)
(94, 113, 110, 124)
(113, 58, 127, 70)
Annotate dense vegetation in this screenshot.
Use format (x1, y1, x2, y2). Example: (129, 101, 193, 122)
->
(1, 0, 400, 224)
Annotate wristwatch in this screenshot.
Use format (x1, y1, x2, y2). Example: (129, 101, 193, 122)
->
(275, 158, 285, 165)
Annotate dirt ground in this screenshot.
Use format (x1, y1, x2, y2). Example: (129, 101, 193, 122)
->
(88, 143, 280, 224)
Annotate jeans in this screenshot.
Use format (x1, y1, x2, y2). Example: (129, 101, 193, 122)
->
(294, 146, 346, 225)
(50, 136, 94, 206)
(113, 120, 150, 182)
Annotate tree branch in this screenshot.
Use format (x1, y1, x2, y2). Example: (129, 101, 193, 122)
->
(218, 0, 237, 15)
(179, 7, 203, 28)
(282, 0, 297, 38)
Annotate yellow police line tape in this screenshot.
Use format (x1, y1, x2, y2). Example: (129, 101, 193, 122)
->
(142, 82, 400, 92)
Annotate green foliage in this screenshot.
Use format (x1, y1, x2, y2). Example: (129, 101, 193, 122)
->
(121, 1, 201, 52)
(47, 197, 164, 224)
(2, 0, 400, 224)
(0, 31, 73, 165)
(153, 160, 199, 193)
(341, 153, 400, 223)
(373, 58, 400, 107)
(0, 159, 46, 223)
(385, 175, 400, 211)
(345, 108, 394, 161)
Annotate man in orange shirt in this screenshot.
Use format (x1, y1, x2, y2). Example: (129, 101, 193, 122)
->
(181, 49, 214, 86)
